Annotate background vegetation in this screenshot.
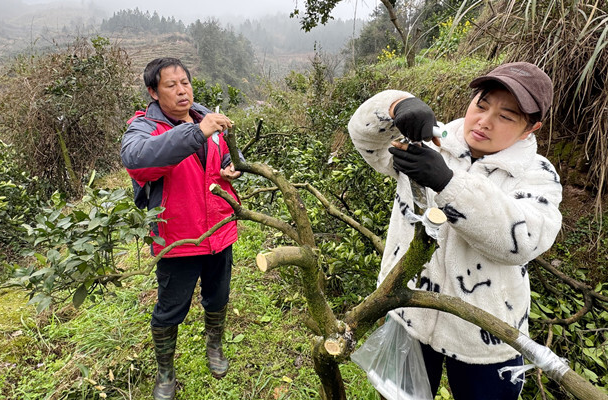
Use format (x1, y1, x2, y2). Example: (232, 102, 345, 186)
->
(0, 0, 607, 399)
(0, 36, 140, 198)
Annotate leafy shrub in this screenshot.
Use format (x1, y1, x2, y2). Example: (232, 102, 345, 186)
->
(521, 208, 608, 397)
(377, 45, 398, 62)
(528, 282, 608, 398)
(424, 16, 474, 58)
(192, 77, 223, 109)
(11, 188, 163, 312)
(0, 141, 42, 269)
(0, 36, 141, 198)
(191, 77, 243, 110)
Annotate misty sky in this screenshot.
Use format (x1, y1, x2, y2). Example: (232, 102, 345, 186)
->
(21, 0, 379, 24)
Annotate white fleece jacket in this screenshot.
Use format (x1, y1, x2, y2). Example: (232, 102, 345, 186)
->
(348, 90, 562, 364)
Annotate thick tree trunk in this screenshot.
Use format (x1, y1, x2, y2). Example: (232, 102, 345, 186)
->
(313, 339, 347, 400)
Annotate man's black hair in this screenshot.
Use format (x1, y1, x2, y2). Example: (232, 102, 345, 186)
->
(143, 58, 192, 92)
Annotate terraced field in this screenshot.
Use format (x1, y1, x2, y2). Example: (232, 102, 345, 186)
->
(109, 32, 200, 77)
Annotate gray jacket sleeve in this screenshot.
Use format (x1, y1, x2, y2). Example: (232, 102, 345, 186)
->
(121, 117, 206, 170)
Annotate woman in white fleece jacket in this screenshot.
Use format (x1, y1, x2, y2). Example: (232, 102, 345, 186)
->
(348, 62, 562, 399)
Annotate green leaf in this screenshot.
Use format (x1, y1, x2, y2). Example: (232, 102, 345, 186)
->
(88, 218, 102, 230)
(33, 253, 47, 264)
(72, 284, 88, 308)
(28, 293, 52, 313)
(552, 324, 563, 336)
(152, 236, 166, 246)
(29, 268, 51, 279)
(581, 367, 599, 382)
(76, 362, 90, 378)
(87, 170, 97, 187)
(230, 334, 245, 343)
(559, 303, 572, 314)
(112, 203, 130, 213)
(72, 210, 89, 221)
(439, 386, 450, 399)
(582, 348, 607, 369)
(56, 217, 73, 229)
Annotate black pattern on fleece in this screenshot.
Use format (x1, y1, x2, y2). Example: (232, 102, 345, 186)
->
(441, 204, 467, 224)
(540, 160, 560, 182)
(509, 221, 527, 254)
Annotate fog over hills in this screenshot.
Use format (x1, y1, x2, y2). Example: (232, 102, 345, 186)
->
(0, 1, 105, 55)
(0, 0, 378, 81)
(1, 0, 372, 59)
(13, 0, 374, 25)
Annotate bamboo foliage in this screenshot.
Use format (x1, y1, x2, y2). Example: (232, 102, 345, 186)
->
(458, 0, 608, 213)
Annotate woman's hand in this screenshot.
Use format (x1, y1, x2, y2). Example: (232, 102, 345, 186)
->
(392, 97, 437, 143)
(389, 142, 453, 192)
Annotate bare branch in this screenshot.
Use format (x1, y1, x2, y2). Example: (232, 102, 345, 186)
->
(93, 214, 238, 284)
(540, 291, 594, 326)
(210, 183, 300, 242)
(240, 118, 264, 155)
(301, 183, 385, 255)
(534, 257, 608, 303)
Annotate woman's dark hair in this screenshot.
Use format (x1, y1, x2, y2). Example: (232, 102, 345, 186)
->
(143, 58, 191, 92)
(471, 81, 542, 129)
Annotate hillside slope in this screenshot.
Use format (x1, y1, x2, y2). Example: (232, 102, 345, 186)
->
(107, 33, 200, 78)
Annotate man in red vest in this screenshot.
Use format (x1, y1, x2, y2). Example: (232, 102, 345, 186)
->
(121, 58, 241, 399)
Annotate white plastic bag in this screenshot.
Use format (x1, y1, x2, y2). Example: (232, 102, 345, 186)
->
(351, 314, 432, 400)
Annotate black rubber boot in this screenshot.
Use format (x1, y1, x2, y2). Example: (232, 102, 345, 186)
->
(205, 305, 229, 379)
(151, 325, 178, 400)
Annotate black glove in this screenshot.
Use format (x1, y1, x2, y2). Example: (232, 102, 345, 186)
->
(393, 97, 436, 142)
(389, 143, 453, 192)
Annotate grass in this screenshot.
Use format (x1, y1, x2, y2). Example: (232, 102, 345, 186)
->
(0, 220, 385, 400)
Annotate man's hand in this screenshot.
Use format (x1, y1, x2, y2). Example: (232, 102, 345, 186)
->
(389, 141, 453, 192)
(199, 113, 233, 138)
(220, 163, 241, 182)
(392, 97, 436, 142)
